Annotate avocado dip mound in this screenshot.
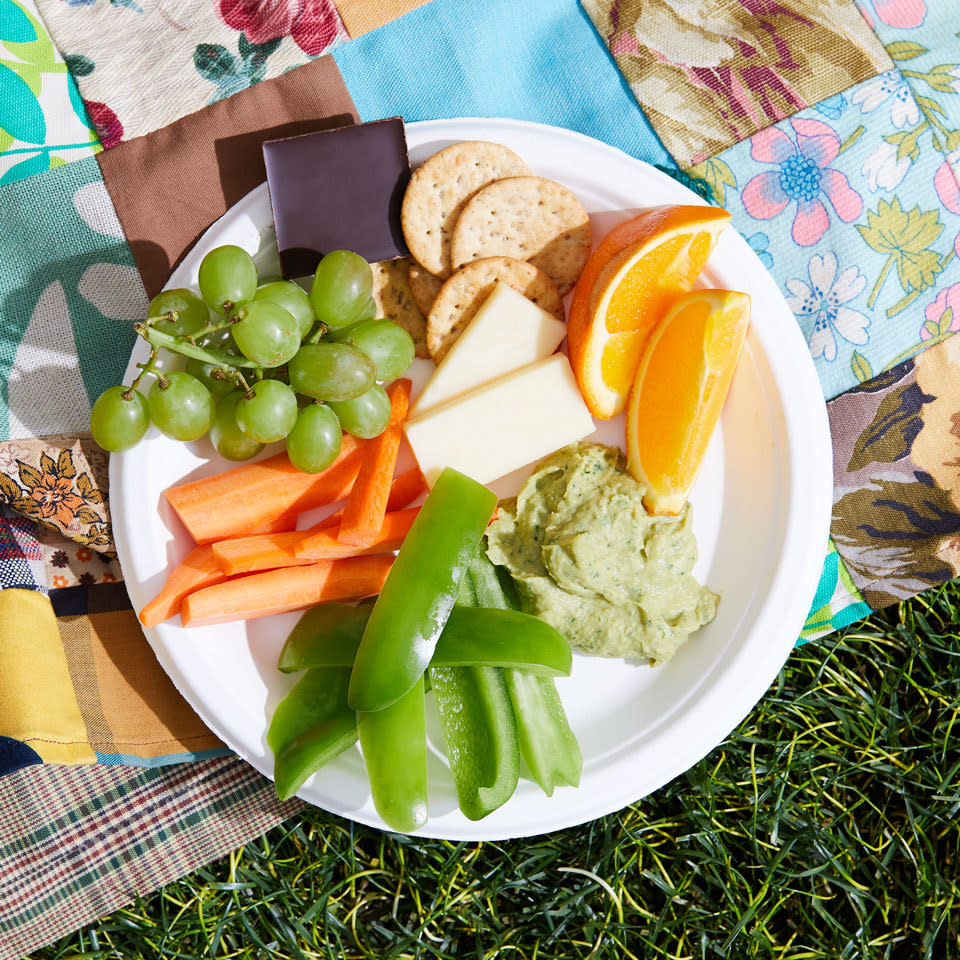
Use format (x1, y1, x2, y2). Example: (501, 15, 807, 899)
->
(485, 442, 718, 663)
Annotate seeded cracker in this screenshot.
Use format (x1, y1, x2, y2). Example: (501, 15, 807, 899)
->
(370, 258, 429, 358)
(450, 176, 592, 296)
(407, 261, 445, 317)
(401, 141, 531, 279)
(426, 256, 564, 362)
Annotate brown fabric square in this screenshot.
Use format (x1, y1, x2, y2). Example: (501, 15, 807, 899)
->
(98, 56, 358, 298)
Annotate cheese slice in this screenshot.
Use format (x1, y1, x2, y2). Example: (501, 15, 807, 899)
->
(410, 281, 567, 416)
(404, 354, 596, 487)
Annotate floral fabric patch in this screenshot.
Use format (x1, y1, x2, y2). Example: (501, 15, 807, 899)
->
(0, 436, 112, 554)
(690, 71, 960, 400)
(34, 0, 347, 144)
(0, 0, 99, 184)
(827, 336, 960, 609)
(580, 0, 891, 167)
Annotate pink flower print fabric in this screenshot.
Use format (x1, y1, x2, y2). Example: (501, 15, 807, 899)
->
(742, 120, 863, 246)
(689, 71, 960, 400)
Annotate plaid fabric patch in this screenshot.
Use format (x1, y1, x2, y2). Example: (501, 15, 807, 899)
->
(0, 510, 41, 590)
(0, 757, 302, 959)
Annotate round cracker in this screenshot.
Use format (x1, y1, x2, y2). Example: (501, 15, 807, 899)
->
(450, 176, 591, 296)
(426, 256, 564, 362)
(370, 258, 428, 358)
(407, 261, 445, 318)
(401, 141, 531, 279)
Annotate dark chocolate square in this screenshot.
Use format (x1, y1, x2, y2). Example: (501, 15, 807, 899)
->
(263, 117, 410, 278)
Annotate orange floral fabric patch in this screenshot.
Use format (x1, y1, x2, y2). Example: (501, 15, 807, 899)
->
(0, 436, 113, 554)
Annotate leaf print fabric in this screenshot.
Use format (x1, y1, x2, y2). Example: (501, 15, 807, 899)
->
(34, 0, 347, 143)
(0, 157, 146, 440)
(580, 0, 891, 166)
(0, 0, 99, 184)
(799, 540, 871, 642)
(689, 71, 960, 400)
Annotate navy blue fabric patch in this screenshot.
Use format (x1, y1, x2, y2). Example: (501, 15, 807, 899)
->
(0, 736, 42, 776)
(49, 581, 131, 617)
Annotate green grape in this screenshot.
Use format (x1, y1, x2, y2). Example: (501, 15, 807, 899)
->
(90, 386, 150, 452)
(210, 391, 265, 461)
(231, 301, 301, 367)
(329, 384, 391, 439)
(325, 297, 377, 342)
(345, 320, 416, 380)
(288, 343, 375, 402)
(351, 295, 377, 324)
(310, 250, 372, 330)
(255, 281, 314, 339)
(197, 326, 238, 351)
(286, 403, 342, 473)
(185, 356, 237, 399)
(235, 379, 298, 443)
(198, 244, 257, 314)
(148, 288, 209, 337)
(147, 372, 215, 441)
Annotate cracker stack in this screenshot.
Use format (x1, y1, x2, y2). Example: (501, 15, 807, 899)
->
(381, 140, 592, 363)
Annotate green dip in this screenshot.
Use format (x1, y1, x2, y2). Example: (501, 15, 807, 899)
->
(485, 442, 718, 663)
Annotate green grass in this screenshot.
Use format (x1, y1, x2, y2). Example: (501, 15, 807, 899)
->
(32, 584, 960, 960)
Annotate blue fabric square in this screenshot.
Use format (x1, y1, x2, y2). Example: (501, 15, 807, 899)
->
(334, 0, 673, 169)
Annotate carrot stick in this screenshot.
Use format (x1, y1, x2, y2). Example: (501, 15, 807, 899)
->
(165, 441, 364, 544)
(139, 545, 227, 628)
(180, 555, 393, 627)
(298, 507, 419, 561)
(338, 379, 411, 548)
(212, 507, 419, 576)
(315, 466, 427, 531)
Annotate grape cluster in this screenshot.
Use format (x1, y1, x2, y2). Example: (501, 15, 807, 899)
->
(90, 246, 416, 473)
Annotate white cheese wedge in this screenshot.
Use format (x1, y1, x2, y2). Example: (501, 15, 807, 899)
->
(404, 354, 595, 487)
(410, 281, 567, 416)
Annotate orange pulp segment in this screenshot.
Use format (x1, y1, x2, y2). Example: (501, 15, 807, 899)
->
(626, 289, 750, 516)
(567, 205, 731, 420)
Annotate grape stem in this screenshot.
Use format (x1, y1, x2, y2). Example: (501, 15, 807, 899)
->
(186, 316, 234, 343)
(305, 322, 328, 345)
(135, 322, 261, 368)
(123, 348, 159, 400)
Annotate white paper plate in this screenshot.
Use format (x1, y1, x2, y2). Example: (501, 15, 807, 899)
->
(111, 118, 832, 839)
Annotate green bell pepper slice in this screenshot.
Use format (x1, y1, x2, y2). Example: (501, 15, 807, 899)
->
(462, 549, 583, 797)
(266, 668, 357, 801)
(348, 467, 498, 712)
(278, 603, 572, 677)
(428, 663, 519, 821)
(277, 601, 373, 673)
(357, 676, 428, 832)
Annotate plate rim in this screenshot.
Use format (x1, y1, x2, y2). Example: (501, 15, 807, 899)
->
(111, 116, 834, 839)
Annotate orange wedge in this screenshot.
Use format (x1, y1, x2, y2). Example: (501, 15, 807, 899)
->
(568, 205, 731, 419)
(626, 289, 750, 516)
